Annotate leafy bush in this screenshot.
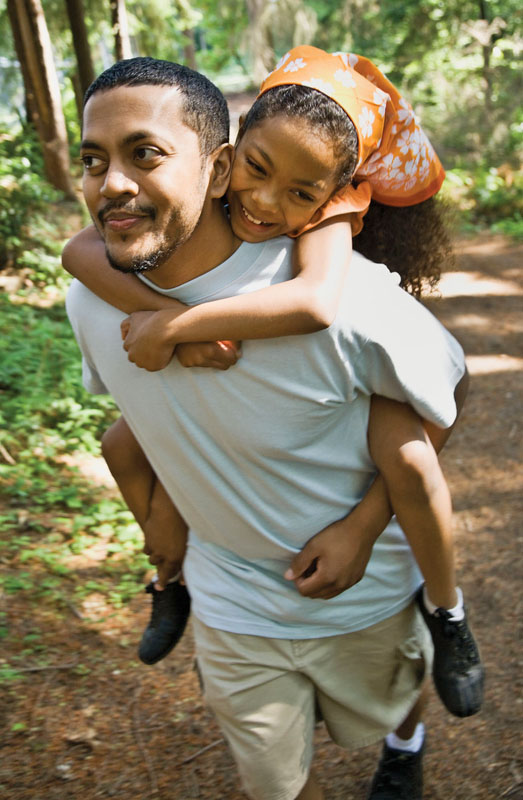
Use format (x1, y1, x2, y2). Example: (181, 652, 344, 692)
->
(0, 295, 119, 504)
(0, 296, 118, 448)
(0, 289, 149, 609)
(470, 169, 523, 231)
(0, 125, 65, 267)
(444, 164, 523, 240)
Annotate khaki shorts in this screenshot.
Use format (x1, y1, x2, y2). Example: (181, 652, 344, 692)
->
(192, 603, 432, 800)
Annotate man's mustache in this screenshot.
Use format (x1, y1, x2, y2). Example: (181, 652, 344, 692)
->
(98, 202, 156, 225)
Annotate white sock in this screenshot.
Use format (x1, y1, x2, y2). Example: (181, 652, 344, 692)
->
(386, 722, 425, 754)
(423, 585, 465, 621)
(152, 572, 181, 588)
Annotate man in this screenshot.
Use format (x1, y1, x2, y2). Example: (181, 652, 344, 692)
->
(67, 57, 467, 800)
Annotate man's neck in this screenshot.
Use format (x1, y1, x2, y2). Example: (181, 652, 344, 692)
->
(143, 202, 242, 290)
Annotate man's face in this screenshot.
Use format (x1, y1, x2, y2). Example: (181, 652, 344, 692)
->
(81, 85, 209, 273)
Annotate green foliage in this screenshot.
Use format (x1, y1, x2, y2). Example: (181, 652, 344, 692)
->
(0, 126, 65, 268)
(193, 0, 249, 76)
(491, 214, 523, 241)
(0, 280, 148, 619)
(0, 494, 148, 608)
(0, 296, 118, 462)
(129, 0, 203, 61)
(444, 160, 523, 238)
(470, 169, 522, 223)
(10, 722, 28, 733)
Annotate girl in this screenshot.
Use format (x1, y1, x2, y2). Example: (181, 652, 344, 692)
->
(64, 46, 482, 717)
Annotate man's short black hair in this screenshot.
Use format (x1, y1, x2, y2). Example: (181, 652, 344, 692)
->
(83, 57, 229, 156)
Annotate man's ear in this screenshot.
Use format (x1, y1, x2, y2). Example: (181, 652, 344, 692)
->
(208, 143, 234, 199)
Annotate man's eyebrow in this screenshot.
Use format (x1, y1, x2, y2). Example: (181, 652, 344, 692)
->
(253, 144, 324, 189)
(80, 131, 172, 150)
(122, 130, 162, 145)
(80, 139, 102, 150)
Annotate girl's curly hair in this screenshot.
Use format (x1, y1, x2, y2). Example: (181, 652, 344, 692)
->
(354, 195, 454, 297)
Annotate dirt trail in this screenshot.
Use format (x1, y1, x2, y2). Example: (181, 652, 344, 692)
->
(1, 234, 522, 799)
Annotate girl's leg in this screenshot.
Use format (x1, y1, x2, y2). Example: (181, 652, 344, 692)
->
(101, 417, 191, 665)
(144, 478, 188, 587)
(101, 416, 187, 585)
(368, 396, 484, 719)
(394, 682, 429, 741)
(101, 416, 155, 530)
(367, 395, 457, 609)
(295, 772, 324, 800)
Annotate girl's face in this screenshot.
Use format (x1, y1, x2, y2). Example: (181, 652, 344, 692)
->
(227, 115, 340, 242)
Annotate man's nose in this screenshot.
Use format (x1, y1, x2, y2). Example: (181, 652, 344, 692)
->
(100, 164, 139, 198)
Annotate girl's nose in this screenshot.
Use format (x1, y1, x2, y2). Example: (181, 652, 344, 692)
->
(251, 184, 278, 213)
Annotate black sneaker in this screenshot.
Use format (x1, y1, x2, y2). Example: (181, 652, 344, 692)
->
(417, 587, 484, 717)
(367, 741, 424, 800)
(138, 580, 191, 665)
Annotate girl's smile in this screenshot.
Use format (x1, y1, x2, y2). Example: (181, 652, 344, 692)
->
(240, 203, 277, 231)
(227, 115, 340, 242)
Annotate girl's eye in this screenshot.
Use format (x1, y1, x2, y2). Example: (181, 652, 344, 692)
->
(135, 147, 161, 163)
(293, 190, 315, 202)
(81, 154, 105, 171)
(246, 157, 265, 175)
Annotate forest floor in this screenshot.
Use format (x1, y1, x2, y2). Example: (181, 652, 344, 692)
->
(1, 231, 522, 799)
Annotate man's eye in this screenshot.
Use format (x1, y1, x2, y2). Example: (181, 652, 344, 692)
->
(81, 154, 105, 170)
(135, 147, 161, 163)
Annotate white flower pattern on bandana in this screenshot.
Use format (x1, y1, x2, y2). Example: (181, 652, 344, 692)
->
(356, 87, 440, 195)
(358, 106, 375, 139)
(332, 52, 359, 70)
(273, 52, 290, 72)
(303, 77, 335, 94)
(397, 97, 415, 126)
(334, 69, 357, 89)
(332, 52, 350, 68)
(373, 89, 388, 117)
(283, 58, 306, 73)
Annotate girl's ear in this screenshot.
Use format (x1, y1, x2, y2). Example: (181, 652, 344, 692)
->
(208, 143, 234, 199)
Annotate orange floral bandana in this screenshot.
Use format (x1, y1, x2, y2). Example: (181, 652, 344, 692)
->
(259, 46, 445, 235)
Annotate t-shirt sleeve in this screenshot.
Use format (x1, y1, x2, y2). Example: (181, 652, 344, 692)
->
(66, 279, 110, 395)
(347, 264, 466, 428)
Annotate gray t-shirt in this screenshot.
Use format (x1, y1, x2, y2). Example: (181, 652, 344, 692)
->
(66, 239, 465, 638)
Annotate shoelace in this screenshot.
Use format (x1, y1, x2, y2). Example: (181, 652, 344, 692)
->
(433, 606, 459, 636)
(433, 608, 479, 665)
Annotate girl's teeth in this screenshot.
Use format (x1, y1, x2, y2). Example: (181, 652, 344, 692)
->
(243, 207, 270, 226)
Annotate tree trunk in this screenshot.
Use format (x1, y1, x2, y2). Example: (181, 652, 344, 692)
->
(7, 0, 75, 198)
(245, 0, 273, 85)
(64, 0, 95, 97)
(7, 2, 37, 124)
(182, 28, 197, 71)
(110, 0, 132, 61)
(478, 0, 493, 116)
